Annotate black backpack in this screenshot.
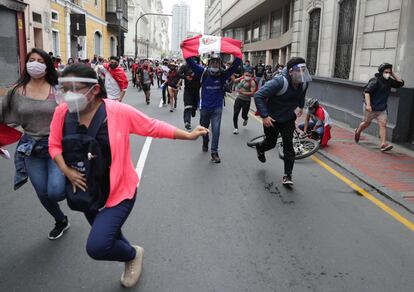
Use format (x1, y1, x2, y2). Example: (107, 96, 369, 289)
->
(62, 103, 109, 213)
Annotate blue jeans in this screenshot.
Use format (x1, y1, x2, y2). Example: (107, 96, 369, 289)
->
(85, 195, 136, 262)
(298, 121, 324, 138)
(24, 155, 66, 222)
(200, 107, 223, 154)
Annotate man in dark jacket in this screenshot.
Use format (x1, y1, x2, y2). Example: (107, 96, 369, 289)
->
(178, 57, 201, 130)
(354, 63, 404, 151)
(254, 57, 311, 185)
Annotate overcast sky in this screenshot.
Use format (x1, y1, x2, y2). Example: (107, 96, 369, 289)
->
(162, 0, 205, 34)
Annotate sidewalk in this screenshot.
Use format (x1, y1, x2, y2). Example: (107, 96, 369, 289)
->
(226, 92, 414, 213)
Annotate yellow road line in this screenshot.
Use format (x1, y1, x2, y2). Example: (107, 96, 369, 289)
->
(228, 95, 414, 232)
(311, 156, 414, 232)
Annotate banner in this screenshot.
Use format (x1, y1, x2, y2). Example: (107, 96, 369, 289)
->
(181, 35, 243, 59)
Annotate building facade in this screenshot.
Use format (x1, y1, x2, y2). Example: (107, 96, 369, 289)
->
(206, 0, 414, 143)
(171, 2, 190, 55)
(50, 0, 128, 62)
(204, 0, 221, 36)
(125, 0, 169, 60)
(24, 0, 53, 53)
(0, 0, 28, 88)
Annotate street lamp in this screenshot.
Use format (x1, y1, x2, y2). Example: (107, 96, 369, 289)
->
(134, 13, 172, 59)
(116, 5, 123, 57)
(146, 39, 149, 58)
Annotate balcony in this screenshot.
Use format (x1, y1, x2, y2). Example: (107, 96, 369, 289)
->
(106, 0, 128, 32)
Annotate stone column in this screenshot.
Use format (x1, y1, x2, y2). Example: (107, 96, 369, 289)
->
(265, 49, 272, 66)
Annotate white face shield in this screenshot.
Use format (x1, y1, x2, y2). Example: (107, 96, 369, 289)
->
(57, 77, 98, 117)
(291, 63, 312, 83)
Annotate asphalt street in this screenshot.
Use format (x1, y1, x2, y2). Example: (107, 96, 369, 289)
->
(1, 85, 414, 292)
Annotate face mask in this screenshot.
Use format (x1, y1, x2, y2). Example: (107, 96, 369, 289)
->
(244, 76, 252, 81)
(62, 87, 94, 113)
(109, 63, 118, 69)
(383, 73, 391, 80)
(27, 61, 47, 79)
(209, 67, 219, 73)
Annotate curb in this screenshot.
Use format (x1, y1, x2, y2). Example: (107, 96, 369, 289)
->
(225, 92, 414, 215)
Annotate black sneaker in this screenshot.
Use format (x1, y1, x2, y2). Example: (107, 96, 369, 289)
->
(211, 153, 221, 163)
(185, 122, 191, 130)
(48, 216, 70, 240)
(282, 175, 294, 186)
(174, 101, 177, 108)
(146, 99, 150, 105)
(256, 147, 266, 163)
(202, 141, 208, 152)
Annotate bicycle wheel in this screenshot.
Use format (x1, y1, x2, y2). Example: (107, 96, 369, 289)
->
(246, 134, 266, 148)
(278, 138, 320, 160)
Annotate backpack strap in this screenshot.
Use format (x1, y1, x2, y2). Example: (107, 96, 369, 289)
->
(276, 76, 289, 96)
(87, 103, 107, 138)
(64, 112, 80, 136)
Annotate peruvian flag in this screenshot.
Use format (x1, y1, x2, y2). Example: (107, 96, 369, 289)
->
(181, 34, 243, 59)
(0, 123, 22, 160)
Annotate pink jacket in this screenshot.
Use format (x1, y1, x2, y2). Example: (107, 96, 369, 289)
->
(49, 99, 176, 207)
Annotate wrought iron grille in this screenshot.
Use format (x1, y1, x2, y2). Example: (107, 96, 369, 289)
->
(334, 0, 357, 79)
(307, 9, 321, 75)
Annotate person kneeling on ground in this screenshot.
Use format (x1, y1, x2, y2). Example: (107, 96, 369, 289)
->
(298, 98, 332, 147)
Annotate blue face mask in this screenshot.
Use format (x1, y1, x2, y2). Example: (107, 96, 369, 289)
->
(209, 67, 219, 73)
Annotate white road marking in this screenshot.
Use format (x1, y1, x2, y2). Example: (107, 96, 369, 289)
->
(135, 137, 153, 187)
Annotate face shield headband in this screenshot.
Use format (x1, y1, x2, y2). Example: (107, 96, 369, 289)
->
(291, 63, 312, 83)
(57, 77, 99, 117)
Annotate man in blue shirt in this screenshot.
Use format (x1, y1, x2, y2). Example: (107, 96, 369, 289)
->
(186, 53, 242, 163)
(254, 57, 311, 185)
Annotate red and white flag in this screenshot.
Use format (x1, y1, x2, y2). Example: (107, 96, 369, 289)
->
(181, 34, 243, 59)
(0, 123, 22, 160)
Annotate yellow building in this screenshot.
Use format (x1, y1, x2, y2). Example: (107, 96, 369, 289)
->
(50, 0, 128, 63)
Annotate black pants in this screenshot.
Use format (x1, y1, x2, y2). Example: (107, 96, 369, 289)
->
(162, 82, 170, 104)
(257, 119, 295, 175)
(183, 88, 200, 124)
(233, 98, 250, 129)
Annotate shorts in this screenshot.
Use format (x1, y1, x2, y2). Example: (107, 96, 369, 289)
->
(363, 105, 387, 124)
(142, 84, 151, 92)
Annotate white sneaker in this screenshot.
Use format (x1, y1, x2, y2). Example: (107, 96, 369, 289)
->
(0, 148, 11, 160)
(243, 119, 248, 126)
(120, 245, 144, 288)
(233, 128, 239, 135)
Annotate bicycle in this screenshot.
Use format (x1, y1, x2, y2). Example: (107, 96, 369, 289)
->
(247, 128, 320, 160)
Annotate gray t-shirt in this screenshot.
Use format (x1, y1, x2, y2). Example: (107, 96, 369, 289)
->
(0, 89, 59, 139)
(236, 79, 256, 101)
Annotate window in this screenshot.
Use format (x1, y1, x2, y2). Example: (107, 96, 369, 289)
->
(224, 29, 233, 38)
(271, 10, 282, 39)
(234, 27, 244, 41)
(32, 12, 42, 23)
(51, 10, 59, 22)
(94, 31, 102, 56)
(260, 16, 269, 41)
(110, 36, 116, 56)
(307, 9, 321, 75)
(283, 3, 290, 33)
(52, 30, 60, 56)
(245, 25, 251, 43)
(334, 0, 357, 79)
(252, 21, 259, 41)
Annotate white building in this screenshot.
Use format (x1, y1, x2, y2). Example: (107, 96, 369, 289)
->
(24, 0, 53, 53)
(125, 0, 169, 59)
(171, 2, 190, 55)
(204, 0, 221, 35)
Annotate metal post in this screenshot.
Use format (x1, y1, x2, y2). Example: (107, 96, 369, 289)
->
(135, 13, 172, 59)
(117, 19, 121, 56)
(146, 41, 149, 58)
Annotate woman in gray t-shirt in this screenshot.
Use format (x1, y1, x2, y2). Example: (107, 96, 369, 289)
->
(0, 48, 69, 240)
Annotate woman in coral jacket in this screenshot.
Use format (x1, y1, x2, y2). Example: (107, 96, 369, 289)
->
(49, 64, 208, 288)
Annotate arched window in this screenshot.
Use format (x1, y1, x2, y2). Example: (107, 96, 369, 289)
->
(94, 31, 102, 56)
(110, 36, 116, 56)
(307, 8, 321, 75)
(334, 0, 357, 79)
